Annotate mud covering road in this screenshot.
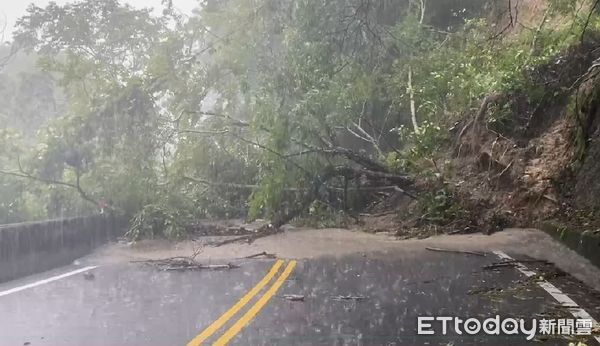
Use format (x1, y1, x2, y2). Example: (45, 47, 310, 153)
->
(0, 228, 599, 345)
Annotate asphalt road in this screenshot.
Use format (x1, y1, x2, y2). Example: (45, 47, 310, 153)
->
(1, 246, 599, 345)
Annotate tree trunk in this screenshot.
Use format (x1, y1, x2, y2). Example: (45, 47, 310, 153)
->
(408, 66, 420, 134)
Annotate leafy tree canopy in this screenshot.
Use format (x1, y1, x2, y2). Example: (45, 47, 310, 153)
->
(0, 0, 598, 238)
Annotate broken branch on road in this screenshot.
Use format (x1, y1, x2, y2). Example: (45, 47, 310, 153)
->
(425, 247, 487, 257)
(331, 294, 368, 301)
(132, 257, 239, 271)
(207, 224, 283, 247)
(280, 294, 305, 302)
(483, 259, 550, 270)
(241, 251, 278, 259)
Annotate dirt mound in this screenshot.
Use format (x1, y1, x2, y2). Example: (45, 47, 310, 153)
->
(449, 109, 572, 230)
(518, 118, 574, 216)
(443, 37, 600, 232)
(572, 76, 600, 211)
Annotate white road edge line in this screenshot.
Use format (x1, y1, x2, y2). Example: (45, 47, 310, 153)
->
(0, 266, 98, 297)
(493, 250, 600, 343)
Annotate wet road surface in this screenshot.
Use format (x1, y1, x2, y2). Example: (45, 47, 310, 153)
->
(0, 248, 599, 345)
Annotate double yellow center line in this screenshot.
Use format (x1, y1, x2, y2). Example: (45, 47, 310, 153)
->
(187, 259, 297, 346)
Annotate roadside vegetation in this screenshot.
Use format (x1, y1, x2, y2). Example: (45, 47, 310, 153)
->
(2, 0, 600, 239)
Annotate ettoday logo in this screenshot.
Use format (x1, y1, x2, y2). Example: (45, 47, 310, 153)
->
(417, 316, 594, 341)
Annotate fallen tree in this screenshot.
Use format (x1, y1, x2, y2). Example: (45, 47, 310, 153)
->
(271, 164, 416, 228)
(180, 126, 419, 229)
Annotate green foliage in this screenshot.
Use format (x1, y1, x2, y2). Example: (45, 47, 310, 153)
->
(384, 121, 446, 175)
(390, 2, 596, 130)
(419, 187, 465, 225)
(402, 122, 445, 159)
(125, 204, 192, 240)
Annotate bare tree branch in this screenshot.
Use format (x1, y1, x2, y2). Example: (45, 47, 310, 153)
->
(178, 129, 230, 135)
(0, 43, 19, 72)
(488, 0, 519, 41)
(183, 110, 250, 128)
(581, 0, 600, 43)
(182, 176, 259, 190)
(0, 162, 98, 207)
